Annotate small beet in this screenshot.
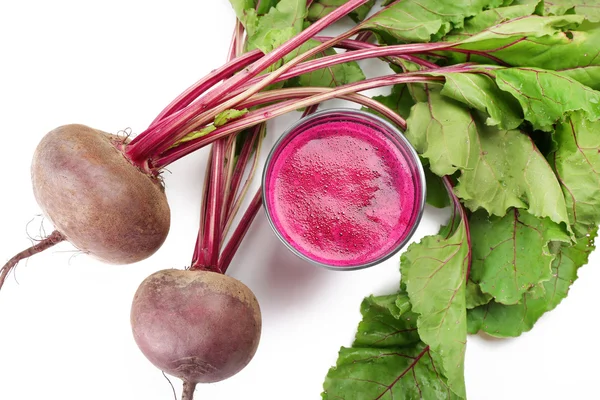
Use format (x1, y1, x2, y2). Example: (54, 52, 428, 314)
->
(31, 124, 171, 264)
(130, 269, 261, 396)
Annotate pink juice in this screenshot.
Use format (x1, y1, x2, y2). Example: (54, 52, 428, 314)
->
(264, 110, 424, 268)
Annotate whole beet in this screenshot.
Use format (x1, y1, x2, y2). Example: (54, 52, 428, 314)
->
(31, 124, 170, 264)
(130, 269, 262, 393)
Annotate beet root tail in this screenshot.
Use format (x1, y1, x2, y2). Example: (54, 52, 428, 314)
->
(182, 381, 197, 400)
(0, 230, 66, 290)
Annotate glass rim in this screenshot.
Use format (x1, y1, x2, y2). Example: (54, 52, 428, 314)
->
(261, 108, 426, 271)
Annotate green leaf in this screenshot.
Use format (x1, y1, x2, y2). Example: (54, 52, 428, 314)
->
(214, 108, 249, 127)
(468, 226, 597, 337)
(323, 295, 461, 400)
(175, 125, 216, 145)
(256, 0, 280, 14)
(441, 73, 523, 130)
(424, 163, 451, 209)
(545, 226, 597, 309)
(469, 209, 570, 305)
(467, 285, 548, 337)
(465, 279, 492, 309)
(405, 86, 476, 176)
(447, 2, 541, 38)
(442, 16, 600, 90)
(406, 83, 570, 226)
(307, 0, 375, 23)
(369, 84, 416, 121)
(454, 119, 570, 226)
(550, 111, 600, 234)
(359, 0, 505, 43)
(243, 0, 307, 54)
(228, 0, 257, 22)
(282, 39, 365, 88)
(400, 204, 469, 398)
(353, 294, 421, 348)
(544, 0, 600, 22)
(495, 68, 600, 131)
(560, 66, 600, 91)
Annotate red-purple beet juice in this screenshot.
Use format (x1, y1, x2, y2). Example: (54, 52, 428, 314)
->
(263, 109, 425, 269)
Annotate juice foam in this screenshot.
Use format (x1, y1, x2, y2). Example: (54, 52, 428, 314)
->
(265, 119, 418, 267)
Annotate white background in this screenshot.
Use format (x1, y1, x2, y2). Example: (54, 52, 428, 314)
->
(0, 1, 598, 399)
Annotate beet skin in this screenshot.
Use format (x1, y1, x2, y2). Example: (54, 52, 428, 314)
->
(130, 269, 262, 384)
(31, 124, 170, 264)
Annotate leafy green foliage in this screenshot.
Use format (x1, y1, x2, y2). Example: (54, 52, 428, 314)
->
(400, 202, 469, 398)
(446, 1, 541, 38)
(550, 111, 600, 234)
(323, 295, 461, 400)
(405, 86, 475, 176)
(469, 209, 570, 305)
(359, 0, 505, 43)
(406, 86, 570, 226)
(468, 227, 597, 336)
(307, 0, 375, 23)
(424, 163, 451, 209)
(544, 0, 600, 22)
(443, 15, 600, 89)
(495, 68, 600, 132)
(230, 0, 306, 53)
(440, 73, 523, 130)
(454, 120, 570, 226)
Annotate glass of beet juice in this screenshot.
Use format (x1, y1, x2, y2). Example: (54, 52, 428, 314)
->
(262, 109, 425, 270)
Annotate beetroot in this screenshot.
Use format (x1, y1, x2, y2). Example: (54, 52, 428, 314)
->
(32, 124, 170, 264)
(130, 269, 262, 398)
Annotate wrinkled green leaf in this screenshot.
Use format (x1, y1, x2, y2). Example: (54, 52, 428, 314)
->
(307, 0, 375, 23)
(283, 39, 365, 88)
(447, 2, 540, 39)
(441, 73, 523, 130)
(256, 0, 280, 14)
(353, 294, 421, 348)
(550, 111, 600, 234)
(424, 163, 451, 209)
(405, 86, 475, 176)
(323, 295, 460, 400)
(359, 0, 505, 44)
(242, 0, 307, 54)
(369, 84, 416, 121)
(214, 108, 249, 127)
(228, 0, 257, 22)
(406, 86, 569, 226)
(400, 204, 469, 398)
(560, 66, 600, 91)
(545, 0, 600, 22)
(467, 285, 547, 336)
(176, 125, 216, 145)
(454, 119, 570, 226)
(469, 209, 570, 305)
(468, 227, 597, 336)
(466, 279, 492, 309)
(443, 16, 600, 90)
(495, 68, 600, 131)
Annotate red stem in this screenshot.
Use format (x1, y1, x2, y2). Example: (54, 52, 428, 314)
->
(219, 189, 263, 273)
(219, 41, 447, 102)
(223, 126, 261, 225)
(152, 73, 425, 169)
(192, 140, 226, 271)
(125, 0, 370, 165)
(147, 50, 263, 130)
(442, 176, 472, 279)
